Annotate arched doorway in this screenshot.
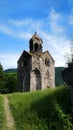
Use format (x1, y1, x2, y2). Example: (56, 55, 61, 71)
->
(35, 69, 41, 90)
(31, 69, 41, 91)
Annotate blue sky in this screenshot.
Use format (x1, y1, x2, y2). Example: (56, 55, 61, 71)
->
(0, 0, 73, 69)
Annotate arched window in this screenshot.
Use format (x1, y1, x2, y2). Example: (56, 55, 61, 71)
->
(45, 58, 50, 66)
(29, 39, 33, 52)
(30, 42, 33, 52)
(35, 43, 38, 51)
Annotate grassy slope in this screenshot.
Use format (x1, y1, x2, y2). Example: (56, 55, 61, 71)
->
(0, 96, 6, 130)
(8, 86, 73, 130)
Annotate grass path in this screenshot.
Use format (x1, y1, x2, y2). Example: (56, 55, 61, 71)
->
(4, 96, 16, 130)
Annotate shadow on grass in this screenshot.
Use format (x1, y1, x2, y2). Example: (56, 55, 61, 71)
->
(30, 87, 72, 130)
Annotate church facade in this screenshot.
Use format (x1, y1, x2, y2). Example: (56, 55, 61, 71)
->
(17, 32, 55, 92)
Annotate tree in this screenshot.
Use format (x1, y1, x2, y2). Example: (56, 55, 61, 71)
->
(62, 40, 73, 113)
(0, 63, 3, 80)
(4, 73, 17, 93)
(0, 63, 5, 93)
(0, 63, 17, 93)
(64, 39, 73, 67)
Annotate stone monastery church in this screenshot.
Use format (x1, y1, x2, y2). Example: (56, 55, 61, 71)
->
(17, 32, 55, 92)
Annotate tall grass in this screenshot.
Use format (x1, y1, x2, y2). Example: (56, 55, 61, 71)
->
(0, 95, 6, 130)
(8, 86, 73, 130)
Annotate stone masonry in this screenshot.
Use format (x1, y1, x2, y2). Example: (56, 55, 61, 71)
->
(17, 32, 55, 92)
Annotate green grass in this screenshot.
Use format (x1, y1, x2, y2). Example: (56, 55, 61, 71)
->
(0, 95, 6, 130)
(8, 86, 73, 130)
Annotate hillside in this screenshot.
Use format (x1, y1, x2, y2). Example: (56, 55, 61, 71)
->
(0, 86, 72, 130)
(7, 86, 72, 130)
(4, 69, 17, 73)
(4, 67, 64, 86)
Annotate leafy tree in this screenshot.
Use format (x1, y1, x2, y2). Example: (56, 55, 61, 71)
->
(0, 63, 4, 93)
(0, 63, 17, 93)
(4, 73, 17, 93)
(62, 40, 73, 86)
(65, 39, 73, 67)
(0, 63, 3, 80)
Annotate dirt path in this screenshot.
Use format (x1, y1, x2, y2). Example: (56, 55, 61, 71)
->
(4, 96, 16, 130)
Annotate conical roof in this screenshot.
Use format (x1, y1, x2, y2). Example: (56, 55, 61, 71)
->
(32, 32, 43, 43)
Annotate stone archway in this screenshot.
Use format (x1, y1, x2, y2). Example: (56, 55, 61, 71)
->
(35, 69, 41, 90)
(30, 69, 41, 91)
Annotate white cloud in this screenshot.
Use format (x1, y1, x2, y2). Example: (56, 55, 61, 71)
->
(69, 15, 73, 25)
(0, 53, 20, 70)
(49, 9, 65, 34)
(49, 9, 61, 21)
(39, 30, 70, 67)
(0, 8, 71, 69)
(0, 24, 32, 40)
(17, 32, 31, 40)
(0, 9, 67, 40)
(9, 19, 33, 26)
(0, 24, 13, 35)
